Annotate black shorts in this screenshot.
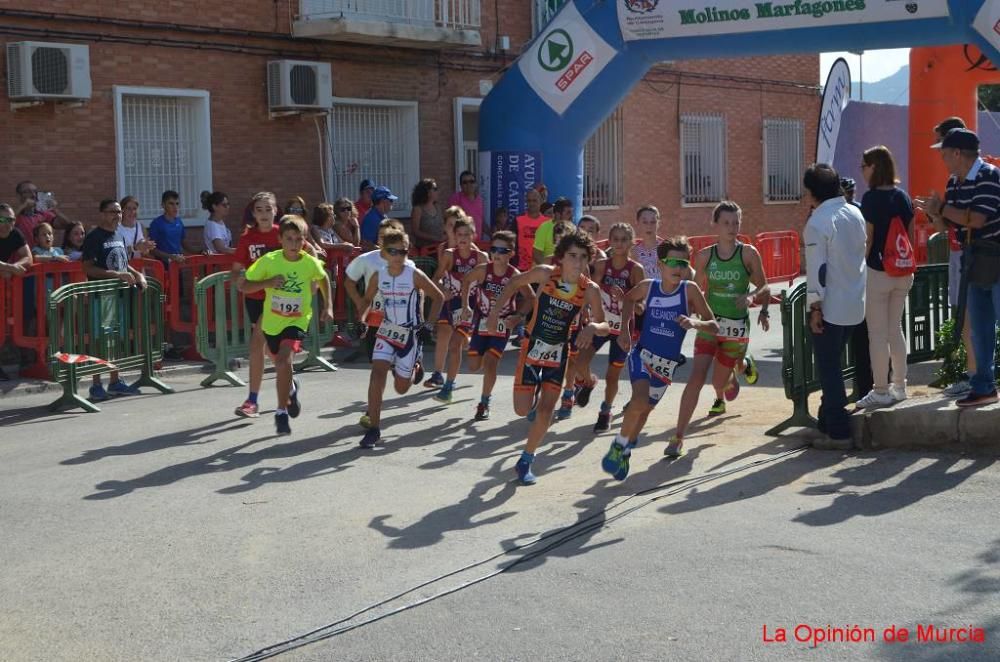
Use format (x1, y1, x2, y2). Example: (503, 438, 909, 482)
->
(265, 326, 307, 356)
(245, 298, 265, 326)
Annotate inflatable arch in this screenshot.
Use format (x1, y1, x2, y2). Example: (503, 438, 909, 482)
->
(480, 0, 1000, 221)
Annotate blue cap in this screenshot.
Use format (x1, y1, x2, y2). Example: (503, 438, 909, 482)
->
(359, 178, 375, 192)
(372, 186, 397, 203)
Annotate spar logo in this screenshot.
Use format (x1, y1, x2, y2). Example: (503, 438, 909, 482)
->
(537, 28, 595, 91)
(624, 0, 660, 13)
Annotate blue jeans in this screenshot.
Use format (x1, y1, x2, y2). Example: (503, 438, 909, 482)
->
(811, 321, 855, 440)
(966, 282, 1000, 395)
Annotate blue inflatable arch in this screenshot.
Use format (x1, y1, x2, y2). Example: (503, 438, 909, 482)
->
(479, 0, 1000, 220)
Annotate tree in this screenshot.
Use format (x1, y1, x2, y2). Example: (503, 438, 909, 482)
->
(978, 85, 1000, 112)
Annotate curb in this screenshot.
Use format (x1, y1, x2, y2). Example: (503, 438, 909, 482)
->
(851, 393, 1000, 451)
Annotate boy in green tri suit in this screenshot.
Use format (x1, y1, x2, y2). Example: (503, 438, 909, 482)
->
(670, 202, 770, 456)
(242, 215, 333, 436)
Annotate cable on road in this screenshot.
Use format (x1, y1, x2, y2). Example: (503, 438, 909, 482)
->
(230, 444, 809, 661)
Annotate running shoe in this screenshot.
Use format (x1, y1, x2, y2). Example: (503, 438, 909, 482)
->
(708, 398, 726, 416)
(526, 406, 537, 422)
(235, 400, 259, 418)
(423, 371, 445, 388)
(434, 383, 454, 404)
(287, 378, 301, 418)
(956, 390, 999, 408)
(474, 402, 490, 420)
(108, 380, 141, 396)
(593, 409, 611, 433)
(724, 376, 740, 402)
(359, 413, 372, 429)
(275, 412, 291, 436)
(888, 384, 908, 402)
(664, 436, 684, 458)
(556, 392, 575, 420)
(515, 458, 537, 485)
(743, 354, 759, 385)
(360, 427, 381, 448)
(613, 443, 636, 481)
(412, 361, 425, 385)
(88, 383, 110, 402)
(855, 389, 894, 409)
(576, 378, 597, 408)
(601, 441, 626, 476)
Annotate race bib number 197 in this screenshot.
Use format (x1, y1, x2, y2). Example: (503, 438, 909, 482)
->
(717, 316, 749, 341)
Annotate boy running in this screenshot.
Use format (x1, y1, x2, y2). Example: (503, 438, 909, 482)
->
(488, 230, 609, 485)
(676, 201, 769, 440)
(601, 237, 718, 479)
(242, 216, 334, 435)
(573, 222, 645, 431)
(459, 230, 535, 420)
(361, 229, 444, 448)
(429, 215, 487, 403)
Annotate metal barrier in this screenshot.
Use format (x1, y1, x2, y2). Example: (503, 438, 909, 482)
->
(0, 273, 8, 348)
(768, 264, 950, 436)
(926, 232, 950, 265)
(754, 230, 801, 285)
(167, 255, 233, 356)
(47, 278, 173, 412)
(11, 261, 88, 378)
(323, 245, 362, 346)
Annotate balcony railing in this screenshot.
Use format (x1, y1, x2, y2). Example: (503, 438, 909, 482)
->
(300, 0, 481, 30)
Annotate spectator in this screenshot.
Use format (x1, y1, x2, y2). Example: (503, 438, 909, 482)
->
(149, 190, 198, 265)
(916, 128, 1000, 407)
(331, 198, 360, 246)
(492, 207, 510, 234)
(62, 222, 86, 261)
(513, 188, 546, 270)
(803, 163, 867, 449)
(855, 146, 915, 409)
(118, 196, 154, 260)
(577, 215, 607, 260)
(310, 203, 341, 251)
(360, 186, 398, 251)
(202, 191, 234, 255)
(533, 196, 574, 266)
(0, 203, 33, 276)
(841, 178, 859, 207)
(409, 179, 444, 249)
(540, 202, 554, 218)
(13, 180, 70, 249)
(356, 179, 375, 220)
(447, 170, 485, 239)
(284, 196, 307, 218)
(31, 223, 69, 263)
(81, 199, 148, 400)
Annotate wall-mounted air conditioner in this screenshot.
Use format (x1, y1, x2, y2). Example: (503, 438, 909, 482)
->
(267, 60, 332, 112)
(6, 41, 92, 101)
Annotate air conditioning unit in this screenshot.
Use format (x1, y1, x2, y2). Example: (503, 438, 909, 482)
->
(6, 41, 92, 101)
(267, 60, 332, 112)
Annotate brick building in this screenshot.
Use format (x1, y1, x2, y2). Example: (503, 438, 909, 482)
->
(0, 2, 819, 244)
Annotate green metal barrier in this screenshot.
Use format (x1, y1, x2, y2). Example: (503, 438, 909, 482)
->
(768, 264, 950, 436)
(926, 232, 950, 265)
(47, 278, 173, 412)
(194, 272, 337, 387)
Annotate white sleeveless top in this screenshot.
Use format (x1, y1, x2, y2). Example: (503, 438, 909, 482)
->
(377, 264, 422, 327)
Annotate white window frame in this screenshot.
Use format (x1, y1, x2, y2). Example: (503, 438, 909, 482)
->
(327, 97, 420, 217)
(453, 97, 482, 187)
(113, 86, 213, 225)
(679, 113, 727, 207)
(583, 106, 624, 210)
(763, 118, 804, 204)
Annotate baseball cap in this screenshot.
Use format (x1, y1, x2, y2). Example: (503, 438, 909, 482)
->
(372, 186, 397, 203)
(840, 177, 856, 191)
(930, 128, 980, 151)
(359, 179, 375, 192)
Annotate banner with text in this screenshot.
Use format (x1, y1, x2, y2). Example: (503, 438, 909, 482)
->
(816, 57, 851, 166)
(487, 151, 543, 221)
(618, 0, 951, 41)
(520, 2, 617, 115)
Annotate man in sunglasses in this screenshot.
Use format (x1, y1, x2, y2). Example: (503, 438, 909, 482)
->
(0, 202, 33, 277)
(447, 170, 484, 239)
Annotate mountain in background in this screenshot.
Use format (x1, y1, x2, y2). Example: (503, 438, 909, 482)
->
(850, 65, 908, 105)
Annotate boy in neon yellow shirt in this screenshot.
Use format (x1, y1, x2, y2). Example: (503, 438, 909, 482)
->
(243, 216, 333, 435)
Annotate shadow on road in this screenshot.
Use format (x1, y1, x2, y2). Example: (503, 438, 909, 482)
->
(62, 422, 253, 465)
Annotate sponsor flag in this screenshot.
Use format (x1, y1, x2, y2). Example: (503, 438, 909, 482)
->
(816, 58, 851, 166)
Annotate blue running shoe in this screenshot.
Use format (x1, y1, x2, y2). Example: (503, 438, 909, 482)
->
(601, 441, 626, 476)
(89, 383, 110, 402)
(360, 427, 381, 449)
(555, 391, 574, 420)
(287, 378, 301, 418)
(275, 412, 291, 436)
(434, 383, 454, 404)
(526, 407, 537, 422)
(423, 371, 444, 388)
(515, 458, 537, 485)
(613, 443, 636, 481)
(108, 380, 141, 396)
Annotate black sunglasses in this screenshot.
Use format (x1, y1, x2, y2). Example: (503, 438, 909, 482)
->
(385, 247, 408, 256)
(489, 246, 512, 254)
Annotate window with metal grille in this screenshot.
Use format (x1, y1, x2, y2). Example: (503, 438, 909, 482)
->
(583, 107, 624, 208)
(680, 114, 726, 204)
(533, 0, 565, 35)
(328, 99, 420, 214)
(114, 87, 212, 222)
(763, 118, 803, 202)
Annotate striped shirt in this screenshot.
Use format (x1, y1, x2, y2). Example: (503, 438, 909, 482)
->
(944, 157, 1000, 243)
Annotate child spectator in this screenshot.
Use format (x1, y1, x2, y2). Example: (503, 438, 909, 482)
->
(32, 222, 69, 263)
(202, 190, 234, 255)
(118, 196, 154, 259)
(492, 207, 509, 234)
(149, 190, 198, 265)
(62, 222, 86, 261)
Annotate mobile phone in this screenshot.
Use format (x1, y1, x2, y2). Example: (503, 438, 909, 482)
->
(36, 192, 53, 210)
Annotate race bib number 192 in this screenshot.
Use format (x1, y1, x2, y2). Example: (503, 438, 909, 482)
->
(271, 294, 302, 317)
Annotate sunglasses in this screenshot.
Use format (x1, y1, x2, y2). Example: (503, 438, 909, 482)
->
(287, 207, 305, 214)
(489, 246, 512, 254)
(384, 247, 408, 256)
(660, 257, 690, 269)
(0, 216, 14, 224)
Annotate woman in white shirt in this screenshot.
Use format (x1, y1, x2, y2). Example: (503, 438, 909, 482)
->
(201, 190, 234, 255)
(118, 195, 154, 259)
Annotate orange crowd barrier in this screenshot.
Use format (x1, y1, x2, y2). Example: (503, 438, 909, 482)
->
(322, 244, 362, 347)
(912, 210, 932, 266)
(0, 273, 9, 349)
(166, 255, 233, 358)
(685, 234, 754, 257)
(11, 261, 87, 378)
(754, 231, 801, 286)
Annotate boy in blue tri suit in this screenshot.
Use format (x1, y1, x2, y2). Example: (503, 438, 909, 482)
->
(602, 236, 718, 480)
